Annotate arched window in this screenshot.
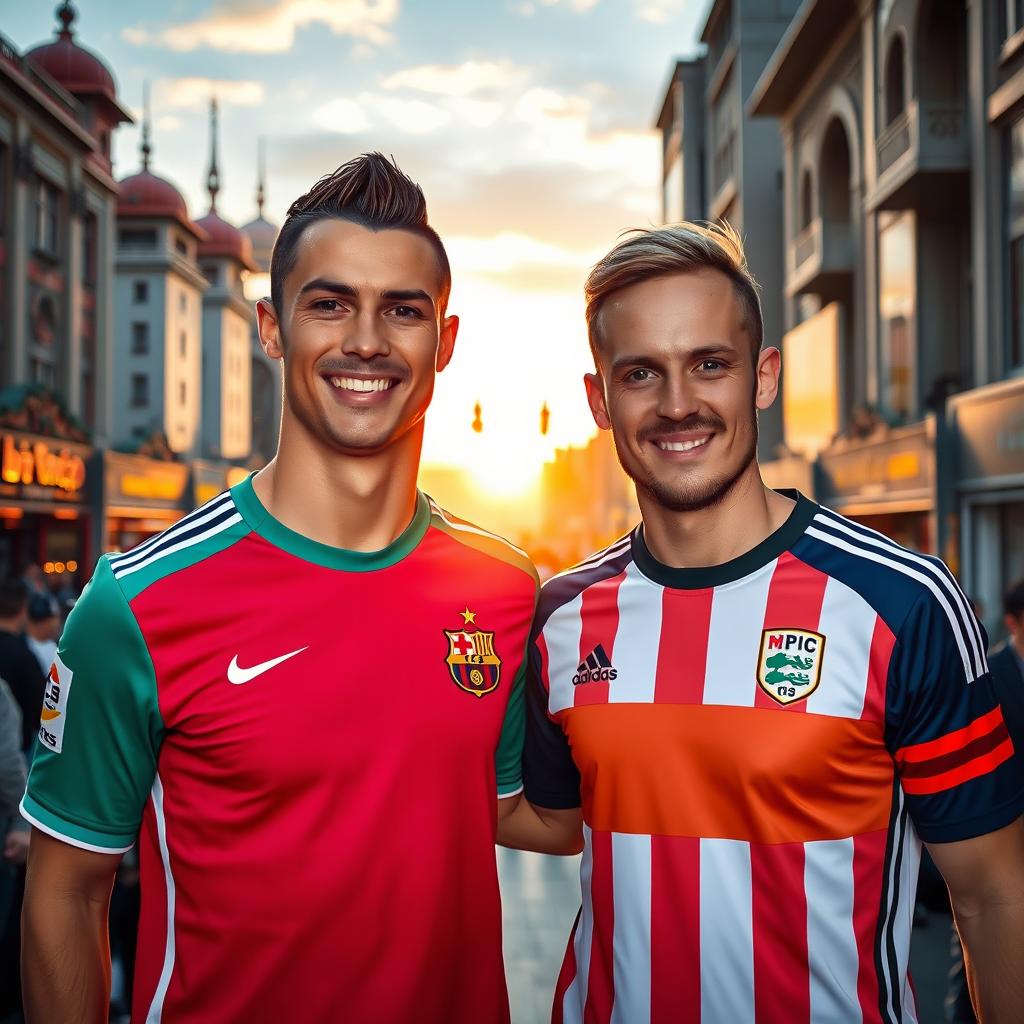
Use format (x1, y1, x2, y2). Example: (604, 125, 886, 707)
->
(884, 35, 907, 126)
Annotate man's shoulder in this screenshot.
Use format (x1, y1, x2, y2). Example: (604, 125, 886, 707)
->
(424, 495, 538, 589)
(989, 641, 1022, 677)
(535, 534, 634, 629)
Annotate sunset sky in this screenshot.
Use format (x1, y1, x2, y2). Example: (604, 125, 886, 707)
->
(7, 0, 706, 497)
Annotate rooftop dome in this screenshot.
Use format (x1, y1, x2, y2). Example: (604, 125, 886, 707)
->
(118, 170, 189, 222)
(241, 215, 278, 272)
(25, 3, 118, 105)
(196, 211, 257, 270)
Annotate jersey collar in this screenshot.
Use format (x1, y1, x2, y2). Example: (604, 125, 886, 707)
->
(631, 489, 819, 590)
(231, 474, 432, 572)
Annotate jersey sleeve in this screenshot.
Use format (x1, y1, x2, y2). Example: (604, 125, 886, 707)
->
(21, 556, 165, 853)
(886, 585, 1024, 844)
(495, 663, 525, 798)
(523, 638, 581, 810)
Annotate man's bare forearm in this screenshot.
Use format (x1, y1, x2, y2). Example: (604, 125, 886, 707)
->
(22, 830, 118, 1024)
(496, 794, 583, 854)
(957, 897, 1024, 1023)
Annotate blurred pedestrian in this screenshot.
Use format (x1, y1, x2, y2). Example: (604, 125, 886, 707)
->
(24, 594, 60, 677)
(0, 677, 27, 1023)
(0, 580, 45, 753)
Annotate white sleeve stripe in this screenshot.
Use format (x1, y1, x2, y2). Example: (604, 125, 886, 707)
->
(812, 511, 986, 677)
(547, 536, 632, 583)
(115, 513, 244, 580)
(805, 526, 980, 681)
(815, 507, 987, 670)
(109, 492, 233, 568)
(18, 800, 134, 854)
(498, 784, 524, 799)
(427, 499, 531, 561)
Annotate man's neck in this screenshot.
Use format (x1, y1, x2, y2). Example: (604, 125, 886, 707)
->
(638, 464, 796, 570)
(252, 419, 423, 553)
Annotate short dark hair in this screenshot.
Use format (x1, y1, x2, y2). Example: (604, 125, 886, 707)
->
(1005, 578, 1024, 619)
(585, 220, 763, 363)
(269, 152, 451, 317)
(0, 579, 29, 619)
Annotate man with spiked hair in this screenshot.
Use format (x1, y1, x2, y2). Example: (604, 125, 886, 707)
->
(21, 154, 573, 1023)
(508, 221, 1024, 1022)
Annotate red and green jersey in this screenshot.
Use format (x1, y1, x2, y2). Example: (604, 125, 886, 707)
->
(23, 476, 537, 1024)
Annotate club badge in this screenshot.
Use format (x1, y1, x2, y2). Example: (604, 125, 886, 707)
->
(444, 607, 501, 698)
(756, 628, 825, 705)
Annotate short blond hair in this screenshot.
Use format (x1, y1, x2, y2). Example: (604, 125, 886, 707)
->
(585, 220, 763, 359)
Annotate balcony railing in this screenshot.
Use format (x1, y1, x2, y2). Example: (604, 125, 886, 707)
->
(787, 217, 854, 297)
(877, 106, 912, 176)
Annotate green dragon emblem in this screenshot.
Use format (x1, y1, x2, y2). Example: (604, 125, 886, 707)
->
(763, 651, 814, 686)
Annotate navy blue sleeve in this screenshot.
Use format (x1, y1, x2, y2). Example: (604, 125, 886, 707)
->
(523, 639, 581, 810)
(886, 587, 1024, 844)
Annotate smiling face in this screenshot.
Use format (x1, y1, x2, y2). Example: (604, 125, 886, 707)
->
(585, 268, 779, 513)
(257, 218, 458, 456)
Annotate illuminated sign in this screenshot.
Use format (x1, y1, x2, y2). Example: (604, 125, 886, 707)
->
(782, 303, 840, 459)
(1, 434, 86, 493)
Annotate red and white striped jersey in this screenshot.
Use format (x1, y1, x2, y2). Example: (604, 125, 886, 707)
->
(524, 491, 1023, 1024)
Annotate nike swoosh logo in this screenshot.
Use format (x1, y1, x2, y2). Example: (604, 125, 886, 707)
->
(227, 647, 308, 685)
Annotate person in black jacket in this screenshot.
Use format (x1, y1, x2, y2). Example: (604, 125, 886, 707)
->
(0, 579, 45, 753)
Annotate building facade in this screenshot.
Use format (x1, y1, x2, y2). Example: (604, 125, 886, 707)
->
(0, 3, 130, 583)
(655, 0, 803, 459)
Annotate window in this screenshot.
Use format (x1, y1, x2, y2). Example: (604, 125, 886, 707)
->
(120, 228, 156, 248)
(799, 170, 813, 230)
(884, 36, 907, 128)
(179, 292, 187, 313)
(175, 237, 188, 256)
(131, 374, 149, 407)
(133, 280, 148, 304)
(131, 322, 148, 354)
(33, 177, 60, 257)
(179, 330, 187, 358)
(179, 380, 186, 406)
(1009, 116, 1024, 367)
(82, 211, 97, 285)
(202, 264, 218, 284)
(878, 210, 916, 420)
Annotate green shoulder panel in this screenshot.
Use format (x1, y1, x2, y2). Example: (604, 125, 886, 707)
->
(425, 497, 539, 587)
(22, 555, 164, 851)
(495, 663, 526, 798)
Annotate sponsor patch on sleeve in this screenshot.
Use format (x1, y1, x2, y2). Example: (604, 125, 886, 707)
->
(39, 653, 73, 754)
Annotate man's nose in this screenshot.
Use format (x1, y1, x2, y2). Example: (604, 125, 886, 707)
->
(655, 372, 700, 422)
(341, 310, 390, 359)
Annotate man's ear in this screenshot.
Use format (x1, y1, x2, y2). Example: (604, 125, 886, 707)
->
(257, 298, 283, 360)
(436, 313, 459, 373)
(584, 371, 611, 430)
(755, 345, 781, 410)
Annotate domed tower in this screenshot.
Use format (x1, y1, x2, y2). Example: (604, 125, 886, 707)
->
(194, 99, 257, 463)
(241, 140, 281, 464)
(25, 1, 131, 171)
(112, 85, 207, 459)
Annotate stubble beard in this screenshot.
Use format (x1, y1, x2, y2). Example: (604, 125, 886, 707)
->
(614, 410, 759, 514)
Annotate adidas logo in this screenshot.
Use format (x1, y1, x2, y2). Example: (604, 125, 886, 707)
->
(572, 644, 618, 685)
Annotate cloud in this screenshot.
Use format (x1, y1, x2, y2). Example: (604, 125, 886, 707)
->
(634, 0, 685, 23)
(512, 0, 600, 13)
(381, 60, 529, 98)
(155, 78, 266, 110)
(123, 0, 399, 53)
(312, 92, 452, 134)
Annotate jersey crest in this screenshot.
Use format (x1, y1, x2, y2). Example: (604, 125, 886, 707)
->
(444, 623, 501, 698)
(756, 628, 825, 705)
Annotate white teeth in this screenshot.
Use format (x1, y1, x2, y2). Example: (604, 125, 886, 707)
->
(329, 377, 394, 393)
(658, 437, 710, 452)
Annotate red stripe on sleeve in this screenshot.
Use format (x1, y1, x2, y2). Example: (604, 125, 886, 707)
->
(895, 706, 1005, 763)
(574, 573, 625, 708)
(584, 829, 615, 1024)
(852, 829, 888, 1024)
(861, 614, 895, 723)
(650, 834, 700, 1024)
(900, 738, 1015, 796)
(751, 841, 811, 1023)
(654, 587, 714, 705)
(756, 553, 829, 711)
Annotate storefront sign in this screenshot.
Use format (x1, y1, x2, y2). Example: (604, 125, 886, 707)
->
(105, 452, 189, 509)
(818, 421, 934, 504)
(951, 377, 1024, 488)
(1, 433, 87, 494)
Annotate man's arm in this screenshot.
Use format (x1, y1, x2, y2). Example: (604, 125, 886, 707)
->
(496, 793, 583, 854)
(927, 815, 1024, 1023)
(22, 829, 121, 1024)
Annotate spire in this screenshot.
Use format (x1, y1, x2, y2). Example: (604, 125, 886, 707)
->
(56, 1, 76, 41)
(140, 81, 152, 172)
(256, 137, 266, 219)
(206, 96, 220, 214)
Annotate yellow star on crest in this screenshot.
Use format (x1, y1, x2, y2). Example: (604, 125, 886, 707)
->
(460, 607, 477, 625)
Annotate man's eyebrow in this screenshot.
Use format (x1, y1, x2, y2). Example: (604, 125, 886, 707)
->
(297, 278, 358, 299)
(609, 344, 738, 374)
(381, 289, 433, 304)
